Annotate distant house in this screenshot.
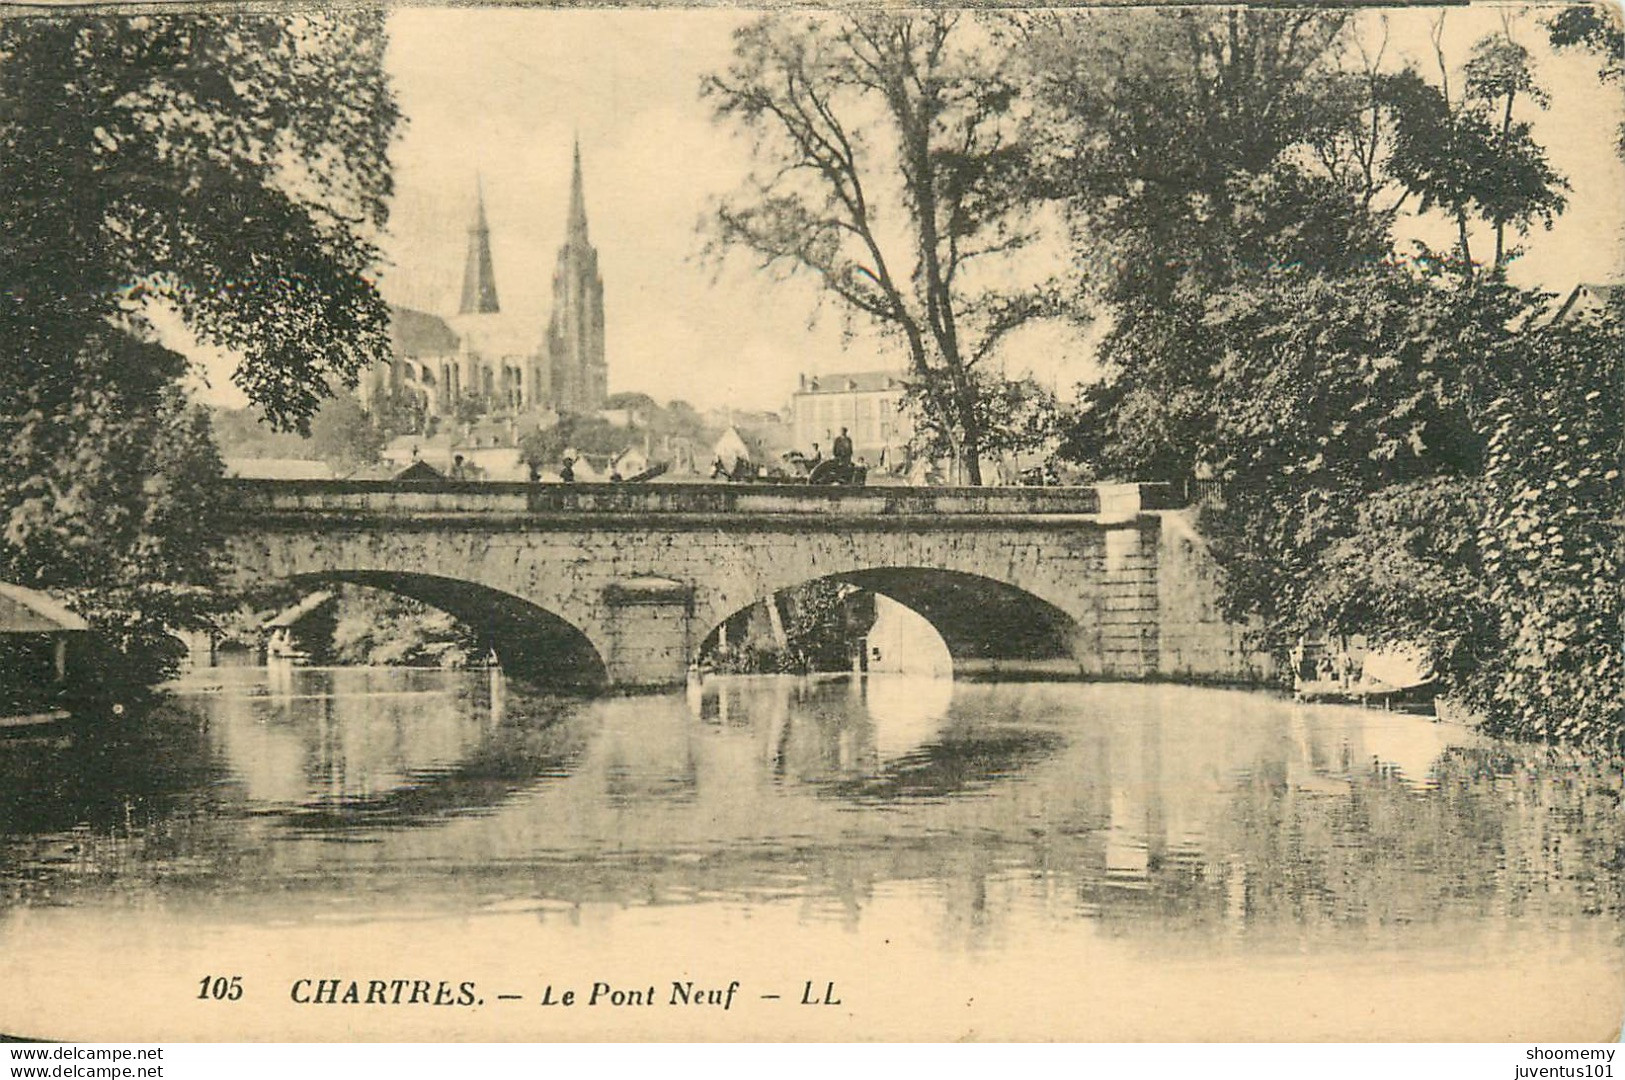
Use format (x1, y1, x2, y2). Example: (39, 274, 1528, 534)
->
(382, 433, 454, 473)
(1550, 283, 1621, 323)
(790, 370, 912, 467)
(452, 417, 528, 480)
(571, 454, 610, 482)
(711, 426, 753, 468)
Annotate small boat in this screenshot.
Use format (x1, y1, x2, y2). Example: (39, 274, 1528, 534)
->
(1294, 678, 1439, 713)
(1294, 643, 1438, 713)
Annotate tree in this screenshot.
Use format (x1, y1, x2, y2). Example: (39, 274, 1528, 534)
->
(0, 14, 398, 431)
(1024, 8, 1383, 304)
(1302, 477, 1496, 688)
(517, 414, 631, 473)
(1385, 17, 1569, 275)
(703, 13, 1069, 484)
(1, 339, 226, 686)
(1545, 3, 1625, 157)
(371, 384, 429, 440)
(0, 14, 398, 686)
(1023, 8, 1393, 481)
(907, 372, 1065, 470)
(1023, 8, 1610, 746)
(307, 394, 386, 476)
(1192, 266, 1515, 651)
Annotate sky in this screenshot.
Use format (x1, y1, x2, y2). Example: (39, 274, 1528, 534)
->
(193, 6, 1625, 415)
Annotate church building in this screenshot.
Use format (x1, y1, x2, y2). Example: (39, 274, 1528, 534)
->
(360, 142, 609, 426)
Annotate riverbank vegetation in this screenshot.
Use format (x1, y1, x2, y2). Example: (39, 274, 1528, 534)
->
(219, 585, 484, 669)
(705, 582, 875, 675)
(0, 14, 398, 691)
(1014, 8, 1621, 749)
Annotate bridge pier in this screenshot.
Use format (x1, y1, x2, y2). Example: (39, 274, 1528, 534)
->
(599, 577, 695, 690)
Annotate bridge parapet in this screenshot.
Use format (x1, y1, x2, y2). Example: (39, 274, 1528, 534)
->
(221, 479, 1187, 519)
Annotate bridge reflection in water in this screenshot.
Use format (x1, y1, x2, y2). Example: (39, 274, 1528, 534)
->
(0, 669, 1619, 1039)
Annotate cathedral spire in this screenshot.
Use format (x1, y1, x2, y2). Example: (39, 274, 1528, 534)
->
(567, 138, 589, 245)
(459, 174, 500, 315)
(546, 138, 606, 415)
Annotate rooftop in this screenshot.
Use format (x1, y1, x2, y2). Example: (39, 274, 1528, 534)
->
(795, 371, 908, 395)
(0, 583, 89, 634)
(1551, 283, 1623, 323)
(390, 305, 460, 357)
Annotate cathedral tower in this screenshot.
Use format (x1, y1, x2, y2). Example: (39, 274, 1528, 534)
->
(544, 141, 607, 414)
(458, 177, 500, 315)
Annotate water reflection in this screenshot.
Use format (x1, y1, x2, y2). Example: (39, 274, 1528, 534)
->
(0, 670, 1619, 956)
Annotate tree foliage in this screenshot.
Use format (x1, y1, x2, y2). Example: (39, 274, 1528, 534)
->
(307, 394, 387, 476)
(1, 340, 226, 685)
(1545, 3, 1625, 156)
(1385, 23, 1568, 273)
(0, 14, 398, 431)
(0, 13, 398, 687)
(1470, 303, 1622, 748)
(1029, 11, 1572, 482)
(1024, 8, 1396, 482)
(1193, 267, 1507, 643)
(1190, 266, 1620, 748)
(1025, 8, 1386, 302)
(330, 586, 481, 669)
(1020, 9, 1616, 746)
(907, 372, 1065, 466)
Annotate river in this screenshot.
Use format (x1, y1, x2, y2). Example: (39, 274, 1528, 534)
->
(0, 667, 1620, 1040)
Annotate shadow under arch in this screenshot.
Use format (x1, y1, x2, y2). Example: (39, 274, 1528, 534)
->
(284, 571, 607, 693)
(700, 567, 1081, 675)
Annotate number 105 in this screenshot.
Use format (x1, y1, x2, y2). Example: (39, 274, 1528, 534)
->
(197, 975, 244, 1001)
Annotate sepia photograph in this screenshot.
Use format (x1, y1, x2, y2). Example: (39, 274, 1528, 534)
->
(0, 0, 1621, 1046)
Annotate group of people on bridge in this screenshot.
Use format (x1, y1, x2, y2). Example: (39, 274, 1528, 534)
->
(713, 426, 864, 486)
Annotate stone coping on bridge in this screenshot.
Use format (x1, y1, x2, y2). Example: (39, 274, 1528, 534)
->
(221, 479, 1186, 519)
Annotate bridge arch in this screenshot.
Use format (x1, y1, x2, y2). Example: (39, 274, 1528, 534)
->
(280, 571, 607, 693)
(696, 567, 1085, 678)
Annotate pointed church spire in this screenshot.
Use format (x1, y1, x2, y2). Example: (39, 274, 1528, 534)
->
(459, 174, 500, 315)
(567, 138, 589, 245)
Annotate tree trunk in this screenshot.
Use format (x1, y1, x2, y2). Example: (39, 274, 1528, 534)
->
(961, 435, 983, 485)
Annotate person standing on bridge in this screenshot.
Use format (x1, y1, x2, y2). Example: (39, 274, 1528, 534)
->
(833, 427, 853, 467)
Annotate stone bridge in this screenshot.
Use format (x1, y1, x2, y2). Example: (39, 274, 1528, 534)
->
(220, 480, 1269, 691)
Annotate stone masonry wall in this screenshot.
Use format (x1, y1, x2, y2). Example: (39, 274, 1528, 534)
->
(224, 489, 1266, 689)
(1153, 511, 1277, 683)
